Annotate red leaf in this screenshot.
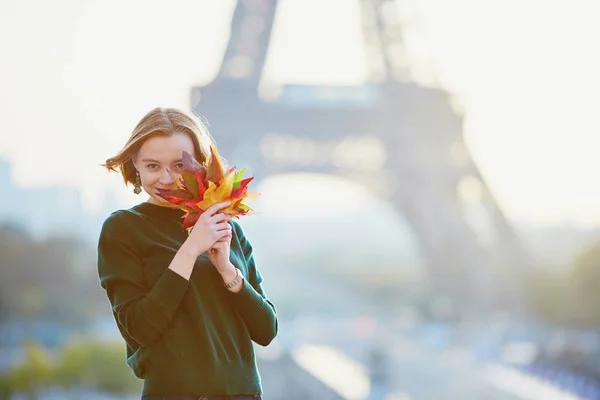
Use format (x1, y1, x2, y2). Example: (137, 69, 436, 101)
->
(182, 211, 200, 230)
(181, 200, 201, 212)
(181, 152, 206, 198)
(156, 188, 194, 205)
(231, 177, 253, 198)
(194, 170, 207, 198)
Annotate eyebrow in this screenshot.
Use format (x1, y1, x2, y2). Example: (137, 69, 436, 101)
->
(141, 159, 183, 163)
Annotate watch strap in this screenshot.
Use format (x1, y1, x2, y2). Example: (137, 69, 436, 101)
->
(224, 268, 244, 289)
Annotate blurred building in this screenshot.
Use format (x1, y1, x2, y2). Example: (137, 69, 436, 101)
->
(191, 0, 527, 314)
(0, 157, 113, 244)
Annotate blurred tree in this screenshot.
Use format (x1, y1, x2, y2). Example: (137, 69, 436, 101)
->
(0, 340, 141, 397)
(6, 341, 54, 399)
(0, 225, 106, 327)
(0, 373, 14, 400)
(528, 267, 575, 324)
(528, 239, 600, 326)
(571, 239, 600, 325)
(56, 340, 141, 394)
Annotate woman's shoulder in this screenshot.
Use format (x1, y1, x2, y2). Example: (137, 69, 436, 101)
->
(100, 207, 140, 235)
(229, 219, 249, 237)
(229, 218, 242, 231)
(229, 219, 256, 252)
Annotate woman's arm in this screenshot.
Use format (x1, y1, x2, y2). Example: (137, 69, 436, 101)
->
(97, 212, 192, 346)
(98, 203, 232, 346)
(227, 221, 278, 346)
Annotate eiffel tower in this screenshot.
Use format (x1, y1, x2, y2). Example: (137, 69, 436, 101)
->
(191, 0, 528, 314)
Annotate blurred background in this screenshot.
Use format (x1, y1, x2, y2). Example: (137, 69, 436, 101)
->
(1, 0, 599, 399)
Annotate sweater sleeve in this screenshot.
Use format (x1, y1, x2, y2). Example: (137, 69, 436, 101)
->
(228, 221, 278, 346)
(97, 211, 190, 346)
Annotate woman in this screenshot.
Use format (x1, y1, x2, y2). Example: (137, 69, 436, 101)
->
(98, 107, 277, 400)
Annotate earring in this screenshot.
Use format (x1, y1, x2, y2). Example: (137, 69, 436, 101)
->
(133, 171, 142, 194)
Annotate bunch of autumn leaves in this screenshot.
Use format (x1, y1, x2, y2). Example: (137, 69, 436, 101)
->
(156, 146, 258, 233)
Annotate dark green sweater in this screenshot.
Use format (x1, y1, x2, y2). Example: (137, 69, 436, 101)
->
(96, 202, 277, 396)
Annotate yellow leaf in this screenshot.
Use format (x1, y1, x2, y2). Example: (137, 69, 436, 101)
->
(195, 169, 235, 211)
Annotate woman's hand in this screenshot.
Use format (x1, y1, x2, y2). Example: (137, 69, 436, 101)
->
(181, 201, 232, 258)
(209, 229, 242, 292)
(207, 226, 233, 274)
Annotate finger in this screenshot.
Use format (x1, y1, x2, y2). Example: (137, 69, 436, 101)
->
(214, 222, 231, 231)
(205, 202, 231, 217)
(210, 213, 232, 223)
(214, 228, 230, 239)
(219, 227, 233, 237)
(215, 236, 230, 243)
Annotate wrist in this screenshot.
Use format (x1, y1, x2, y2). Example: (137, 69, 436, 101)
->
(218, 262, 237, 281)
(223, 266, 244, 292)
(180, 241, 202, 258)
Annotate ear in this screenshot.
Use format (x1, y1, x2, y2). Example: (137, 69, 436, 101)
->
(132, 155, 139, 171)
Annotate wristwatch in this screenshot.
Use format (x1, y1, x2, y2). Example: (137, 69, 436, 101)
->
(224, 268, 244, 289)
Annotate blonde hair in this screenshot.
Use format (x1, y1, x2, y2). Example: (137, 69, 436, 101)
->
(103, 107, 218, 186)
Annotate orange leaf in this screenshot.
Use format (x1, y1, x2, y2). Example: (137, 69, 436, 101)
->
(205, 145, 225, 184)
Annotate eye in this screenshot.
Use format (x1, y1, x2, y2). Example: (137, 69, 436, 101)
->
(146, 163, 158, 169)
(173, 163, 184, 170)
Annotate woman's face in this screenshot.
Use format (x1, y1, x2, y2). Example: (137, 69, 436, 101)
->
(133, 132, 196, 207)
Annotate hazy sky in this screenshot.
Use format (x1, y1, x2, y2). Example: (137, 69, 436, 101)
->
(0, 0, 599, 227)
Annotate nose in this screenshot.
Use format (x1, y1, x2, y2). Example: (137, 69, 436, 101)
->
(159, 167, 176, 186)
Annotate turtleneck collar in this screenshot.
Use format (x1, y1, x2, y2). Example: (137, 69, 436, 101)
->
(132, 202, 186, 219)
